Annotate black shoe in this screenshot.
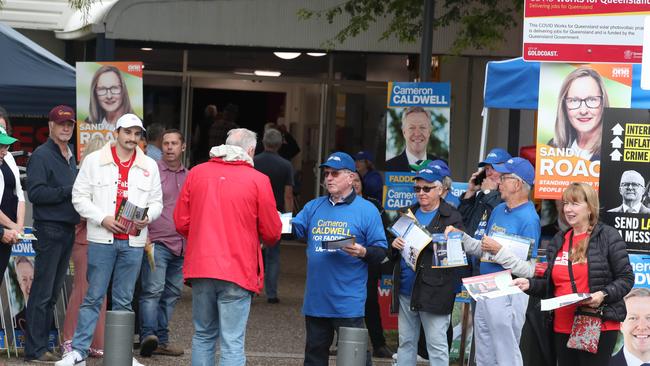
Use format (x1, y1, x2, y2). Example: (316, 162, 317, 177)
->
(26, 351, 61, 363)
(139, 335, 159, 357)
(372, 345, 394, 358)
(267, 297, 280, 304)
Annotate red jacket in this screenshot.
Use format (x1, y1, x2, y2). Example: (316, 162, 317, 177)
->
(174, 157, 281, 293)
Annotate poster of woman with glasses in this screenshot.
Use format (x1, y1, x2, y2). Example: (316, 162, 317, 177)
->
(535, 63, 632, 200)
(75, 62, 143, 158)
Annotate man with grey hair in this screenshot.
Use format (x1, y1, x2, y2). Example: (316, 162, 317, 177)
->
(386, 106, 437, 172)
(611, 288, 650, 366)
(174, 127, 281, 365)
(608, 170, 650, 213)
(254, 128, 294, 304)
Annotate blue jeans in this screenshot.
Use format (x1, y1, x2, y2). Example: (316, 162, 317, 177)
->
(72, 240, 143, 358)
(304, 316, 372, 366)
(397, 294, 451, 366)
(263, 242, 280, 299)
(25, 221, 75, 359)
(139, 243, 184, 345)
(190, 278, 252, 366)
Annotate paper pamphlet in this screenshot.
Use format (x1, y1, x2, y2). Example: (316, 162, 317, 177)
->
(17, 231, 36, 241)
(280, 212, 292, 234)
(431, 232, 468, 268)
(481, 232, 534, 263)
(540, 293, 591, 311)
(389, 210, 432, 271)
(462, 270, 522, 301)
(115, 200, 149, 236)
(322, 236, 355, 250)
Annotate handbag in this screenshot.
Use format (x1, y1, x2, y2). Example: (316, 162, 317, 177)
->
(565, 230, 602, 354)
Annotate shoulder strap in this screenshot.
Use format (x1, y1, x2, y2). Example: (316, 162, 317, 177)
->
(567, 230, 578, 294)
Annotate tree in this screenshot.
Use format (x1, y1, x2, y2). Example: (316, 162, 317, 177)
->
(298, 0, 525, 52)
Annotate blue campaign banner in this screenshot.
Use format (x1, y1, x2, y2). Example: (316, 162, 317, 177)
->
(630, 253, 650, 289)
(387, 82, 451, 108)
(450, 182, 468, 202)
(11, 239, 35, 257)
(384, 172, 416, 210)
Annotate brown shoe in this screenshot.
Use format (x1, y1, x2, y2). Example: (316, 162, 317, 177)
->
(153, 344, 184, 357)
(28, 351, 61, 363)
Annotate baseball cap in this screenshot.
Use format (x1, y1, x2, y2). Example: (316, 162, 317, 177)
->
(415, 168, 444, 184)
(115, 114, 146, 131)
(320, 152, 356, 171)
(0, 126, 17, 146)
(354, 150, 374, 162)
(479, 148, 511, 167)
(493, 157, 535, 186)
(48, 105, 76, 124)
(427, 159, 451, 178)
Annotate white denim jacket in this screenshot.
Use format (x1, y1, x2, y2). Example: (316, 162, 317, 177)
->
(72, 142, 163, 246)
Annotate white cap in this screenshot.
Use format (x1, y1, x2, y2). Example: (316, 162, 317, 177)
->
(115, 114, 146, 131)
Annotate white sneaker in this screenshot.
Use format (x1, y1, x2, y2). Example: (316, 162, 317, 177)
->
(55, 350, 86, 366)
(133, 357, 145, 366)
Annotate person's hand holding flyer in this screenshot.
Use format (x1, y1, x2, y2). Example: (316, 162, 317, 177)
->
(389, 210, 432, 271)
(462, 270, 522, 301)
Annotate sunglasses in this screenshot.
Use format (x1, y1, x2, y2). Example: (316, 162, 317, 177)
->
(413, 185, 439, 193)
(323, 170, 342, 178)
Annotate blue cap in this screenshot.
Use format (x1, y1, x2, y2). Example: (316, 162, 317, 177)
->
(479, 148, 512, 167)
(415, 168, 444, 184)
(493, 157, 535, 186)
(354, 150, 374, 162)
(427, 159, 451, 178)
(320, 152, 356, 171)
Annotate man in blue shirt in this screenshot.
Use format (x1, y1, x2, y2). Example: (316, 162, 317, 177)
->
(447, 157, 540, 366)
(293, 152, 388, 366)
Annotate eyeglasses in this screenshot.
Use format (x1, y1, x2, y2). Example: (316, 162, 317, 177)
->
(323, 170, 341, 178)
(96, 86, 122, 96)
(500, 175, 520, 183)
(565, 96, 602, 110)
(620, 182, 644, 189)
(413, 185, 439, 193)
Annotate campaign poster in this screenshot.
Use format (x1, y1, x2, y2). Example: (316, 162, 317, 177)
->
(535, 63, 632, 199)
(523, 0, 650, 63)
(599, 108, 650, 252)
(75, 62, 144, 159)
(629, 254, 650, 288)
(383, 172, 416, 211)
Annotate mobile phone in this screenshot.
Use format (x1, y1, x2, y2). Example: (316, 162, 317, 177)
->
(473, 169, 487, 186)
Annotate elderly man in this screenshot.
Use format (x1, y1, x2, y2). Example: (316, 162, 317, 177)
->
(25, 105, 81, 363)
(611, 288, 650, 366)
(446, 157, 540, 366)
(386, 107, 437, 172)
(608, 170, 650, 213)
(174, 128, 281, 366)
(293, 152, 388, 366)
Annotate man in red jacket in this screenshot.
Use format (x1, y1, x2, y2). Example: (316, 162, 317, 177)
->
(174, 128, 281, 366)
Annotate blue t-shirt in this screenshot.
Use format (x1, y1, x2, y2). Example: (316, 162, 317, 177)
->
(292, 192, 388, 317)
(399, 208, 437, 296)
(480, 201, 540, 275)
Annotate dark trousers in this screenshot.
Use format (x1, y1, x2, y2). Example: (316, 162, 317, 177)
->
(25, 221, 75, 359)
(365, 262, 386, 349)
(305, 316, 372, 366)
(0, 242, 12, 285)
(554, 330, 618, 366)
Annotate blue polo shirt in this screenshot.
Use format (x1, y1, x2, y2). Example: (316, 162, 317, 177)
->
(292, 191, 387, 318)
(480, 201, 540, 275)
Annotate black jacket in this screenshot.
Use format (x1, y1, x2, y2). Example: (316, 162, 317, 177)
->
(390, 200, 465, 315)
(458, 190, 502, 236)
(528, 223, 633, 322)
(26, 138, 80, 225)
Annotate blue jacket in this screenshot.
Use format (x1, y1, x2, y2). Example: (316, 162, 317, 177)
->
(26, 138, 80, 225)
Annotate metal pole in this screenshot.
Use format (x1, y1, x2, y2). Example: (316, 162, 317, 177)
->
(419, 0, 435, 81)
(104, 311, 135, 366)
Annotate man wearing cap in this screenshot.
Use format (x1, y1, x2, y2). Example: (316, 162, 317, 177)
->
(355, 151, 383, 202)
(58, 114, 162, 366)
(174, 128, 281, 365)
(292, 152, 387, 366)
(25, 105, 81, 362)
(386, 107, 438, 172)
(446, 157, 540, 366)
(608, 170, 650, 213)
(390, 168, 464, 366)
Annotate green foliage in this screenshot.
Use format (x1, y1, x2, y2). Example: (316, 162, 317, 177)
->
(298, 0, 525, 53)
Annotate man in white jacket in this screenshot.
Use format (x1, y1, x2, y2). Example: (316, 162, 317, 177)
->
(58, 114, 162, 366)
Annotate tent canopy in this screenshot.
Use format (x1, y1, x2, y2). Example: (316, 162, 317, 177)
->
(0, 22, 75, 116)
(484, 57, 539, 110)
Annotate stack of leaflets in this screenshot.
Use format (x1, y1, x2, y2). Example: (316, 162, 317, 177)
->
(389, 210, 432, 271)
(322, 236, 355, 250)
(280, 212, 293, 234)
(481, 232, 534, 263)
(431, 232, 468, 268)
(115, 200, 149, 236)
